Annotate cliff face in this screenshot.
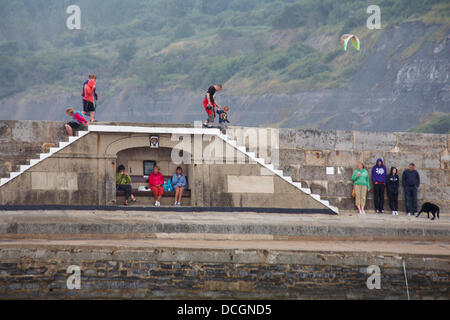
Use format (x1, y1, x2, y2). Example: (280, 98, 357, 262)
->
(0, 22, 448, 132)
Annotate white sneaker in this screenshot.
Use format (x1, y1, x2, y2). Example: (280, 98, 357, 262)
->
(361, 210, 366, 215)
(177, 202, 181, 206)
(174, 202, 178, 206)
(414, 212, 418, 217)
(156, 201, 161, 207)
(155, 201, 158, 206)
(407, 212, 411, 216)
(396, 211, 399, 216)
(392, 211, 395, 215)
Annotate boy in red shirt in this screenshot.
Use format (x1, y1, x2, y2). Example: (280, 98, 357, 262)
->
(148, 165, 165, 206)
(82, 74, 97, 123)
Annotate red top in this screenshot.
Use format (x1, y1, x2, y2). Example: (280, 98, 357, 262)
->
(148, 172, 164, 187)
(73, 111, 88, 125)
(83, 79, 96, 103)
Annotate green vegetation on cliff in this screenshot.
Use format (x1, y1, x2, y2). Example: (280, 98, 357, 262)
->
(0, 0, 448, 132)
(1, 0, 448, 96)
(409, 113, 450, 134)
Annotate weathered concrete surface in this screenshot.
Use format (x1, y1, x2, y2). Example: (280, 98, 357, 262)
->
(274, 128, 450, 213)
(0, 121, 330, 211)
(1, 121, 448, 213)
(0, 210, 449, 241)
(0, 121, 66, 179)
(0, 239, 448, 299)
(0, 211, 448, 300)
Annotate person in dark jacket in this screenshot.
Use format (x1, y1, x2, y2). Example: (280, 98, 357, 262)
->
(371, 158, 387, 214)
(402, 163, 420, 216)
(386, 167, 399, 216)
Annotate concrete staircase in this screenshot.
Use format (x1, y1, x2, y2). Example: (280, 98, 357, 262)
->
(0, 130, 89, 188)
(217, 133, 339, 214)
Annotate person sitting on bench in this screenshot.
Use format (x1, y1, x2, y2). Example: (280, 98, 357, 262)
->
(148, 165, 164, 207)
(172, 167, 187, 206)
(116, 165, 136, 205)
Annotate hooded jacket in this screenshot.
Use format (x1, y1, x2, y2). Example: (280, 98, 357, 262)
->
(386, 167, 399, 195)
(371, 158, 387, 184)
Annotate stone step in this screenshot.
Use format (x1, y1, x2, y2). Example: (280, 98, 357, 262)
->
(219, 132, 338, 214)
(300, 188, 312, 194)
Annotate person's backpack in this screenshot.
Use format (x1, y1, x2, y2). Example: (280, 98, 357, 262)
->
(163, 179, 174, 192)
(81, 80, 89, 98)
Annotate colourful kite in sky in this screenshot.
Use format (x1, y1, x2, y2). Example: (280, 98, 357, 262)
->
(340, 34, 360, 51)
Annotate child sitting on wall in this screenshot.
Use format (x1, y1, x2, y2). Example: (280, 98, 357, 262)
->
(216, 105, 230, 133)
(65, 108, 88, 136)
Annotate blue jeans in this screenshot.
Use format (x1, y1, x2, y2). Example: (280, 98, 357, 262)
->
(404, 186, 418, 213)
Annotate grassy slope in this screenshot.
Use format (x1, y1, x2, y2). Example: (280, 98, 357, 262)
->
(408, 113, 450, 134)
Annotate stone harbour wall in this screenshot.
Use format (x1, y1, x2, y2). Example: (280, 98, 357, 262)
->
(1, 121, 448, 212)
(276, 129, 449, 213)
(0, 247, 448, 299)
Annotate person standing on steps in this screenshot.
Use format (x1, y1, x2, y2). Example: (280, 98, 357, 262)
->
(82, 74, 97, 123)
(402, 163, 420, 217)
(202, 84, 222, 128)
(371, 158, 387, 214)
(217, 105, 230, 133)
(386, 167, 400, 216)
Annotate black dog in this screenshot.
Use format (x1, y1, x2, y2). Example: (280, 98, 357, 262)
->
(416, 202, 440, 220)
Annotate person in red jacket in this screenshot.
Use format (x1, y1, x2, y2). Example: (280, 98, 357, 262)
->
(82, 74, 97, 123)
(148, 165, 165, 206)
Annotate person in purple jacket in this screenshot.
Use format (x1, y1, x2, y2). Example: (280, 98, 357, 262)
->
(371, 158, 387, 214)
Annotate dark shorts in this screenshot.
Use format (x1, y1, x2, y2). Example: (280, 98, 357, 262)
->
(83, 99, 95, 112)
(66, 121, 81, 129)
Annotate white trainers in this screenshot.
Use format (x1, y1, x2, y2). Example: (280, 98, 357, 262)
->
(155, 201, 160, 207)
(414, 212, 418, 217)
(392, 211, 395, 215)
(407, 212, 411, 216)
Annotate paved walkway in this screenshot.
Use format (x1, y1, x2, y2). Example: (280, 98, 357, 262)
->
(0, 209, 448, 240)
(0, 238, 449, 256)
(1, 209, 449, 225)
